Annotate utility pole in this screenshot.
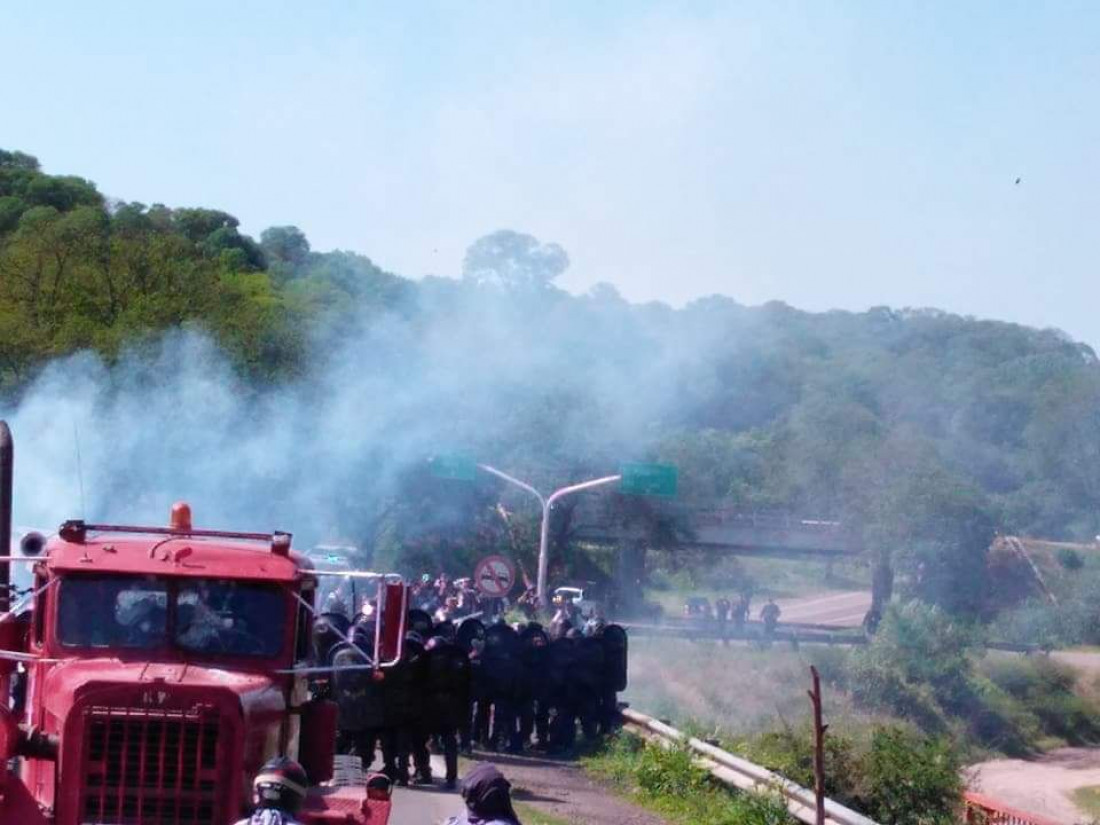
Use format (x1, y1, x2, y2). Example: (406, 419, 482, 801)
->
(477, 465, 621, 608)
(808, 665, 827, 825)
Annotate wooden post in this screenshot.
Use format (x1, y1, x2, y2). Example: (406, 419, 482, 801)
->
(808, 665, 827, 825)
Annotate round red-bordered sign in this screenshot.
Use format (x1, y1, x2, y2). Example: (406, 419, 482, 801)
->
(474, 555, 516, 598)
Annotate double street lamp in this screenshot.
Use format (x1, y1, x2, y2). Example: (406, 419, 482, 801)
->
(428, 454, 676, 610)
(478, 465, 621, 608)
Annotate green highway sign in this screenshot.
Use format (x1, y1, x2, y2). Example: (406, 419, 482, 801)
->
(429, 453, 478, 482)
(620, 462, 678, 497)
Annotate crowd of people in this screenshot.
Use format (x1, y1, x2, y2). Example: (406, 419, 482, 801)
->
(688, 593, 784, 636)
(407, 571, 544, 623)
(310, 580, 628, 791)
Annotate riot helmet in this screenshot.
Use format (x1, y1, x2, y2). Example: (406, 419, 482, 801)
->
(252, 756, 309, 814)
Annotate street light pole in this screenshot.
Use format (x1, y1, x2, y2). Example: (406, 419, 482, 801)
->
(537, 476, 621, 608)
(477, 464, 622, 609)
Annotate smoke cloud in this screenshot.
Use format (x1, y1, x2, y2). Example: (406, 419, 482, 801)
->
(0, 281, 720, 551)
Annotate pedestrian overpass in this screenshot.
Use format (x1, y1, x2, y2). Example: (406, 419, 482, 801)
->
(570, 504, 862, 560)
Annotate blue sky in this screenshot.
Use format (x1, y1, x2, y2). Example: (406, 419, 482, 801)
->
(3, 2, 1098, 342)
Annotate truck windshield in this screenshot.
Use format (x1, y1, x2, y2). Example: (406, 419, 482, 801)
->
(59, 576, 168, 649)
(58, 575, 286, 658)
(175, 579, 286, 657)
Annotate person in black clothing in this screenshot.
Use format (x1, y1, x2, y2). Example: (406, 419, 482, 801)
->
(517, 623, 551, 751)
(389, 631, 427, 786)
(547, 629, 579, 753)
(423, 634, 472, 789)
(444, 763, 523, 825)
(482, 622, 522, 753)
(331, 623, 397, 779)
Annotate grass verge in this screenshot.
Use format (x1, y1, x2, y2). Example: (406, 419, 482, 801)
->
(1072, 786, 1100, 819)
(583, 732, 794, 825)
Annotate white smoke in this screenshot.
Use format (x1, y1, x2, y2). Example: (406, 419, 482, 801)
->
(0, 283, 731, 551)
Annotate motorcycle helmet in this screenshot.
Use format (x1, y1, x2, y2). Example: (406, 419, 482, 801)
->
(253, 756, 309, 813)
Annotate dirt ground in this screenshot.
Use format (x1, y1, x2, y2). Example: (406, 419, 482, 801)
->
(476, 751, 669, 825)
(965, 650, 1100, 824)
(390, 751, 669, 825)
(967, 748, 1100, 824)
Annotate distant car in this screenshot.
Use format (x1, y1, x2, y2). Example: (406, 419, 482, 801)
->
(553, 585, 601, 619)
(683, 596, 713, 619)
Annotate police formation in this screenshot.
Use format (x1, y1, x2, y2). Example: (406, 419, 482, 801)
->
(310, 590, 628, 790)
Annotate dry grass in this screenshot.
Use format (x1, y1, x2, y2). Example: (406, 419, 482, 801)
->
(624, 636, 879, 737)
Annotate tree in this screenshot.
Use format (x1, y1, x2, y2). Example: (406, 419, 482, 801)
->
(462, 229, 569, 289)
(260, 225, 311, 268)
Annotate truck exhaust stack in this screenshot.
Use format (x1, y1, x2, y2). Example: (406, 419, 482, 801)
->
(0, 421, 11, 613)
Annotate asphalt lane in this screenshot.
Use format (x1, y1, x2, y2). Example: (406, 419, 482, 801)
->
(772, 590, 871, 627)
(388, 756, 462, 825)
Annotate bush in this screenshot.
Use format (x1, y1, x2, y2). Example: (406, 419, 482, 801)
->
(857, 727, 963, 825)
(982, 657, 1100, 745)
(1057, 547, 1085, 570)
(585, 734, 794, 825)
(635, 744, 709, 797)
(740, 725, 859, 805)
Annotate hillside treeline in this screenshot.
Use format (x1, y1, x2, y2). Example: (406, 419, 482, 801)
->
(3, 148, 1100, 617)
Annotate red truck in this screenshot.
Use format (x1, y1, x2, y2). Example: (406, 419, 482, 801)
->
(0, 421, 404, 825)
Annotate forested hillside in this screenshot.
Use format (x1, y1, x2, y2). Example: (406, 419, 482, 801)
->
(3, 148, 1100, 612)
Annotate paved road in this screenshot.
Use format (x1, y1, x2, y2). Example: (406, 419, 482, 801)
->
(388, 756, 460, 825)
(772, 590, 871, 628)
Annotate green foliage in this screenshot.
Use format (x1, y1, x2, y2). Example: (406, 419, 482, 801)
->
(1057, 547, 1084, 570)
(858, 727, 962, 825)
(7, 146, 1100, 603)
(584, 734, 794, 825)
(981, 656, 1100, 745)
(739, 725, 859, 804)
(463, 229, 569, 290)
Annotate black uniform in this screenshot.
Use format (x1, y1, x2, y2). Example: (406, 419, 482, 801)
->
(388, 636, 427, 785)
(423, 637, 472, 786)
(575, 634, 605, 741)
(331, 640, 396, 778)
(518, 624, 551, 749)
(482, 623, 522, 752)
(547, 633, 579, 751)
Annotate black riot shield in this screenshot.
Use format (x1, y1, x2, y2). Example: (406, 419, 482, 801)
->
(456, 617, 486, 654)
(425, 641, 472, 728)
(407, 608, 434, 639)
(484, 621, 520, 658)
(519, 623, 550, 664)
(601, 623, 629, 692)
(313, 612, 352, 666)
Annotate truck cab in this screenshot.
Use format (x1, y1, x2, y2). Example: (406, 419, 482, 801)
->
(0, 498, 402, 825)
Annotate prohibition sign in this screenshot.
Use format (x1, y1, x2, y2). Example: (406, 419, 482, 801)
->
(475, 555, 516, 598)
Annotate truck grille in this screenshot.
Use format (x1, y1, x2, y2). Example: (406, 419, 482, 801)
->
(79, 705, 224, 825)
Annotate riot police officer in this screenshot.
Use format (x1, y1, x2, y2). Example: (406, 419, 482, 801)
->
(423, 634, 472, 789)
(518, 622, 552, 750)
(547, 628, 580, 753)
(388, 630, 427, 786)
(575, 623, 606, 741)
(331, 623, 397, 779)
(482, 620, 522, 753)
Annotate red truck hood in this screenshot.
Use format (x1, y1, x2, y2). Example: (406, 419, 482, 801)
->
(42, 659, 284, 722)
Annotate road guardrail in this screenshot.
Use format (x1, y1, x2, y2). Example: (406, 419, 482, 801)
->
(621, 708, 880, 825)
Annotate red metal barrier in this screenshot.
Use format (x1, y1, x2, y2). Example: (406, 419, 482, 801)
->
(964, 792, 1064, 825)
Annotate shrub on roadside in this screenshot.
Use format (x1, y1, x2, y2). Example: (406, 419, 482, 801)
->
(738, 725, 860, 805)
(981, 656, 1100, 745)
(584, 734, 795, 825)
(857, 726, 963, 825)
